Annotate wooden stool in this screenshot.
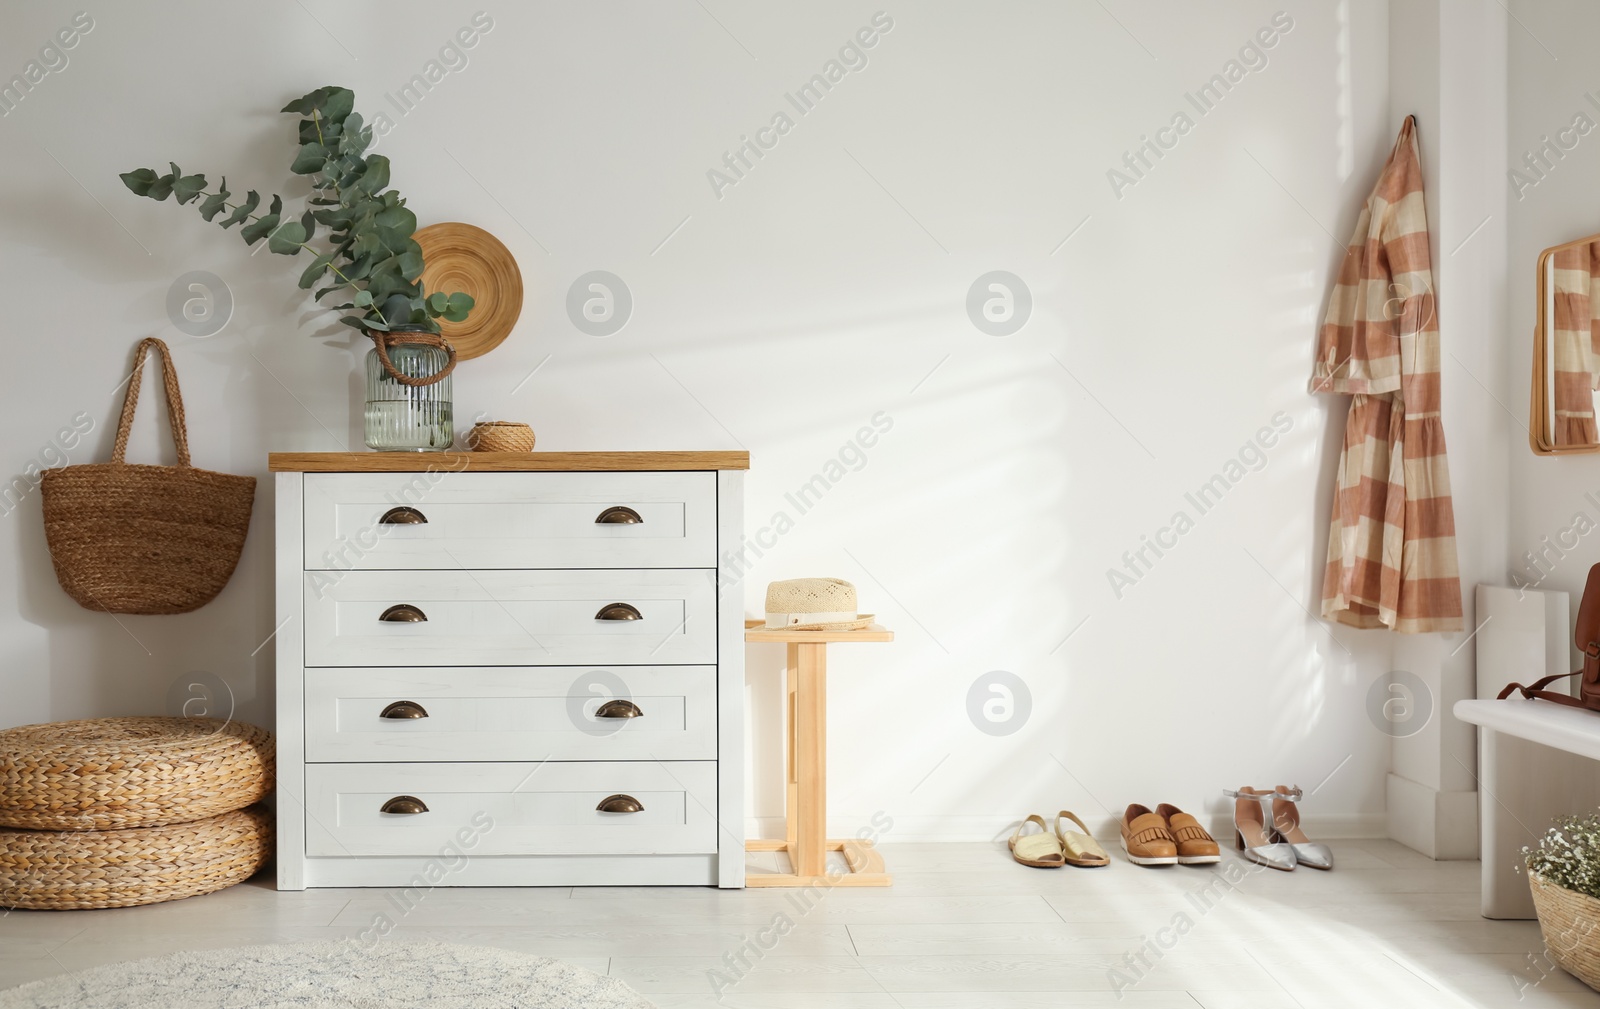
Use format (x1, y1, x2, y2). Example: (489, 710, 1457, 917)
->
(744, 619, 894, 887)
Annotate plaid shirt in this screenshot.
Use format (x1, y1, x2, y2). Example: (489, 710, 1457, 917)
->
(1310, 116, 1462, 633)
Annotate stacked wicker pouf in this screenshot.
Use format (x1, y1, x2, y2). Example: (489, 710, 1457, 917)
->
(0, 716, 274, 910)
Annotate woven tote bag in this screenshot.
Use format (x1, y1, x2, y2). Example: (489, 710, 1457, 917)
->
(40, 337, 255, 614)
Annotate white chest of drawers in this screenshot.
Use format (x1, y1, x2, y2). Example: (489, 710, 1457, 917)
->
(271, 451, 747, 889)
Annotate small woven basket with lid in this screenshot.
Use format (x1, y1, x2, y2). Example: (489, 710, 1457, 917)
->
(467, 421, 535, 452)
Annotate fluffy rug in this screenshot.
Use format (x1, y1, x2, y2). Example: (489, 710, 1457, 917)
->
(0, 940, 654, 1008)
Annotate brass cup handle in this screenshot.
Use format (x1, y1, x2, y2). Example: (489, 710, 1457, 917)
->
(595, 603, 642, 621)
(380, 700, 429, 719)
(380, 795, 429, 814)
(595, 699, 643, 719)
(379, 604, 428, 623)
(595, 506, 643, 525)
(596, 793, 644, 813)
(379, 506, 428, 524)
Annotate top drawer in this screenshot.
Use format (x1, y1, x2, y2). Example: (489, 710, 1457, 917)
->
(304, 472, 716, 570)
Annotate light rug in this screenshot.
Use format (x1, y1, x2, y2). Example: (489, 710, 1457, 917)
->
(0, 939, 654, 1009)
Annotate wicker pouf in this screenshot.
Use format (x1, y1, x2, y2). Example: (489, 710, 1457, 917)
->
(0, 805, 272, 910)
(0, 717, 273, 830)
(1530, 872, 1600, 992)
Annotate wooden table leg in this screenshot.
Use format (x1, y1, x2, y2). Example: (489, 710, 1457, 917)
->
(792, 641, 827, 878)
(745, 639, 891, 887)
(785, 643, 799, 863)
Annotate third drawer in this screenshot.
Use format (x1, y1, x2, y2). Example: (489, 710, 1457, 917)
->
(305, 666, 718, 762)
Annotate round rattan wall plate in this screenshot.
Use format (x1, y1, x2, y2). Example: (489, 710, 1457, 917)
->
(415, 222, 524, 361)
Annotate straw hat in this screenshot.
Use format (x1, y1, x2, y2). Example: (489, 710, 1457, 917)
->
(764, 578, 874, 631)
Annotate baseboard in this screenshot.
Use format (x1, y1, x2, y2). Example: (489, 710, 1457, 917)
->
(747, 811, 1388, 844)
(1386, 773, 1479, 860)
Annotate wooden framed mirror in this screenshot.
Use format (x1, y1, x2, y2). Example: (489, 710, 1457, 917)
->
(1532, 232, 1600, 454)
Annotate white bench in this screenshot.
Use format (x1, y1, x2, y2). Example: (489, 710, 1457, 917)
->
(1454, 698, 1600, 918)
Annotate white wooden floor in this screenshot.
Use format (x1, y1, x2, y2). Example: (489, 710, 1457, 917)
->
(0, 840, 1593, 1008)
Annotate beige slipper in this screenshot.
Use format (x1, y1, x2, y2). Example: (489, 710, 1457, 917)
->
(1008, 814, 1066, 868)
(1055, 811, 1111, 867)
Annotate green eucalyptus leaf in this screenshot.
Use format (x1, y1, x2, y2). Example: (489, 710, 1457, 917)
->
(219, 190, 260, 228)
(375, 226, 412, 254)
(119, 168, 158, 196)
(281, 91, 319, 115)
(365, 255, 405, 287)
(363, 317, 391, 332)
(267, 220, 306, 254)
(339, 113, 367, 155)
(198, 189, 230, 221)
(241, 211, 281, 245)
(396, 248, 424, 280)
(321, 88, 355, 124)
(442, 292, 474, 322)
(290, 142, 327, 175)
(299, 210, 317, 244)
(267, 194, 283, 218)
(338, 315, 369, 331)
(374, 205, 416, 236)
(173, 173, 207, 205)
(353, 290, 374, 307)
(315, 284, 342, 300)
(359, 155, 391, 193)
(298, 253, 334, 289)
(427, 292, 448, 314)
(146, 174, 176, 201)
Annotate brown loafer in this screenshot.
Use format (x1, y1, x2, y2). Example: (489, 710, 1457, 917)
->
(1156, 803, 1220, 864)
(1120, 804, 1177, 866)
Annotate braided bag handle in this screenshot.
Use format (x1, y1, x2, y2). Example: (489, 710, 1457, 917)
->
(112, 337, 190, 467)
(370, 331, 457, 388)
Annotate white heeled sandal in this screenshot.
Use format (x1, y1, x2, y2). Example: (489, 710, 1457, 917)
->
(1224, 787, 1296, 871)
(1271, 785, 1334, 870)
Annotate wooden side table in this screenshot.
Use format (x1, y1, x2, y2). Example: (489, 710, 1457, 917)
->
(743, 619, 894, 888)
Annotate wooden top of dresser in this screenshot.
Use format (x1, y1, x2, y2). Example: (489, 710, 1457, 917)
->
(268, 451, 750, 472)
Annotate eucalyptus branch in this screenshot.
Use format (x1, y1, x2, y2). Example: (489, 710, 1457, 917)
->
(118, 84, 474, 335)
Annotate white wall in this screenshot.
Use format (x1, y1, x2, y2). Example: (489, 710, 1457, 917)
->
(1379, 0, 1507, 859)
(0, 1, 1419, 841)
(1507, 1, 1600, 650)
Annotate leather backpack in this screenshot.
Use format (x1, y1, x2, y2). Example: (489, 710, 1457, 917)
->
(1498, 563, 1600, 711)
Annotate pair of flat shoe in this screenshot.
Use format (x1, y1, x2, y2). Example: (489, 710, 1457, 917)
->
(1120, 803, 1220, 865)
(1008, 811, 1109, 868)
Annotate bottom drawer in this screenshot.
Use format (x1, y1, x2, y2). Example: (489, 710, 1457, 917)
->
(305, 761, 717, 857)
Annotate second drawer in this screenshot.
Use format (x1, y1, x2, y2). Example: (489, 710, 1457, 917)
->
(305, 666, 718, 762)
(304, 569, 717, 666)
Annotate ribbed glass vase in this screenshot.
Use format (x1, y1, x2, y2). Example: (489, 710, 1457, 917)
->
(363, 329, 453, 452)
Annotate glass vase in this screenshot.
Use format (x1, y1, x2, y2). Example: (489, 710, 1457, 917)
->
(363, 330, 453, 452)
